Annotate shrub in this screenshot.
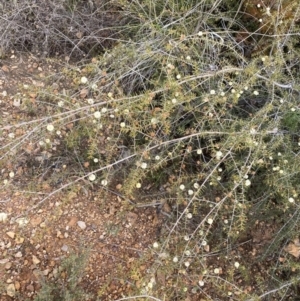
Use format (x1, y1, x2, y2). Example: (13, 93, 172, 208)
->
(0, 0, 120, 59)
(1, 0, 300, 300)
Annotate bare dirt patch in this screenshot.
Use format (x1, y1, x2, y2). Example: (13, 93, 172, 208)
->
(0, 189, 161, 300)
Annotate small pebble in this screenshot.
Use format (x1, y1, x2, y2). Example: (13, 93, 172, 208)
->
(32, 255, 40, 265)
(61, 244, 68, 252)
(14, 252, 22, 258)
(43, 269, 50, 276)
(6, 231, 15, 239)
(39, 222, 46, 228)
(5, 262, 12, 270)
(77, 221, 86, 230)
(6, 284, 16, 297)
(0, 212, 8, 222)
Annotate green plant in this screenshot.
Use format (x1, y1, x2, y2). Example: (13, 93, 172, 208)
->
(33, 250, 91, 301)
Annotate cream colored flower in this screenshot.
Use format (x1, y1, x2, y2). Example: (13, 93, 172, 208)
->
(153, 242, 159, 248)
(207, 218, 213, 225)
(216, 151, 223, 160)
(88, 174, 96, 181)
(197, 148, 202, 154)
(80, 76, 88, 84)
(101, 179, 108, 186)
(47, 124, 54, 132)
(245, 179, 251, 186)
(94, 111, 101, 119)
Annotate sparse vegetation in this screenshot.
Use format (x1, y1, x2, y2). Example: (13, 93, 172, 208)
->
(33, 249, 91, 301)
(1, 0, 300, 300)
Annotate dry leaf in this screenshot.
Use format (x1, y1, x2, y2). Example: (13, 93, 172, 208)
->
(29, 93, 37, 98)
(284, 239, 300, 258)
(80, 88, 88, 98)
(156, 270, 166, 285)
(76, 31, 83, 39)
(1, 65, 9, 72)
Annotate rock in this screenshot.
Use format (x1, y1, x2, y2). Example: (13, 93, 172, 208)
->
(0, 212, 8, 222)
(67, 216, 78, 227)
(77, 221, 86, 230)
(0, 258, 9, 264)
(43, 269, 50, 276)
(5, 262, 12, 270)
(30, 217, 42, 227)
(6, 283, 16, 297)
(13, 99, 21, 107)
(16, 217, 29, 227)
(39, 222, 46, 228)
(53, 267, 58, 276)
(32, 255, 40, 265)
(49, 260, 56, 267)
(61, 244, 68, 252)
(15, 236, 24, 244)
(14, 252, 22, 258)
(33, 270, 40, 279)
(56, 230, 63, 239)
(15, 281, 20, 290)
(6, 231, 15, 239)
(26, 284, 34, 292)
